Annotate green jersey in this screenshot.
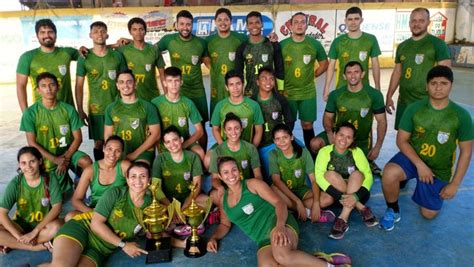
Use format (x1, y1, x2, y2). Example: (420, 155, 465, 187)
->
(395, 34, 450, 106)
(206, 32, 247, 111)
(210, 97, 264, 143)
(152, 150, 202, 202)
(253, 93, 294, 147)
(328, 32, 381, 88)
(89, 161, 127, 207)
(76, 187, 151, 256)
(315, 144, 373, 191)
(399, 99, 474, 182)
(209, 140, 260, 180)
(0, 174, 62, 228)
(280, 36, 327, 100)
(325, 84, 385, 151)
(223, 180, 298, 247)
(17, 47, 79, 106)
(269, 148, 314, 191)
(104, 98, 160, 155)
(151, 95, 202, 140)
(118, 43, 163, 101)
(76, 48, 127, 116)
(235, 38, 285, 96)
(20, 101, 84, 172)
(156, 33, 207, 98)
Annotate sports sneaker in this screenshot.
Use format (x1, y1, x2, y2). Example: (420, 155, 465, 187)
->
(329, 218, 349, 240)
(317, 209, 336, 223)
(208, 207, 220, 225)
(173, 224, 205, 237)
(369, 161, 383, 177)
(314, 252, 352, 266)
(379, 208, 401, 231)
(360, 207, 378, 227)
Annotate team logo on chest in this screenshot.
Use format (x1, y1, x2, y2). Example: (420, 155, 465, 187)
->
(246, 53, 253, 64)
(191, 55, 199, 65)
(228, 52, 236, 61)
(242, 203, 254, 215)
(415, 54, 424, 65)
(58, 65, 67, 76)
(59, 124, 69, 135)
(145, 64, 152, 72)
(303, 55, 311, 65)
(241, 160, 248, 169)
(241, 118, 248, 128)
(130, 118, 140, 130)
(272, 112, 279, 120)
(108, 70, 117, 80)
(347, 166, 355, 175)
(359, 51, 368, 61)
(178, 117, 187, 127)
(41, 197, 50, 207)
(294, 169, 302, 178)
(183, 171, 191, 181)
(261, 54, 269, 63)
(437, 131, 450, 144)
(360, 108, 369, 118)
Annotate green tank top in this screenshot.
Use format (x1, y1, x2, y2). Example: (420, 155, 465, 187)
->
(90, 160, 127, 207)
(223, 180, 277, 245)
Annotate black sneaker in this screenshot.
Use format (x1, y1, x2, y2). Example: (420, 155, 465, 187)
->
(370, 161, 383, 177)
(360, 207, 378, 227)
(329, 218, 349, 240)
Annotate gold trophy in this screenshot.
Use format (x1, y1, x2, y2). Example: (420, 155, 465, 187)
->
(138, 179, 175, 264)
(175, 184, 212, 258)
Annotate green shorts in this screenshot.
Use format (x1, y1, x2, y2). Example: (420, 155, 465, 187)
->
(395, 102, 408, 130)
(88, 115, 105, 141)
(189, 95, 209, 122)
(257, 213, 299, 249)
(48, 150, 89, 193)
(135, 149, 156, 165)
(55, 219, 104, 267)
(291, 186, 311, 200)
(288, 97, 317, 123)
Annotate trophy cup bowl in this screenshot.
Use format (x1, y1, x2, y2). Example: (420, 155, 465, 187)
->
(175, 184, 212, 258)
(141, 179, 175, 264)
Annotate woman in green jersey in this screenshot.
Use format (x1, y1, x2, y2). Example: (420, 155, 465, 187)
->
(315, 122, 377, 240)
(65, 135, 130, 221)
(41, 162, 151, 266)
(207, 156, 352, 266)
(0, 147, 62, 253)
(270, 124, 335, 223)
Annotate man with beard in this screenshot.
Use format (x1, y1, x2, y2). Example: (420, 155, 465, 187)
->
(385, 7, 450, 130)
(280, 12, 328, 150)
(310, 61, 387, 170)
(17, 19, 81, 111)
(156, 10, 209, 151)
(75, 21, 127, 161)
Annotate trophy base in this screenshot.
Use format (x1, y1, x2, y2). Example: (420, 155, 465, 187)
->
(145, 236, 172, 264)
(184, 236, 207, 258)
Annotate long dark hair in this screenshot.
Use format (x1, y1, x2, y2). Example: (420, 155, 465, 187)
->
(271, 124, 302, 158)
(17, 146, 46, 175)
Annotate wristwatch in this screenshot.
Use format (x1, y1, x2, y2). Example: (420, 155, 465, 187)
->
(118, 240, 126, 249)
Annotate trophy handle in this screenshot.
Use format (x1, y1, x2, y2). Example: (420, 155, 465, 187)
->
(172, 199, 187, 225)
(201, 197, 213, 223)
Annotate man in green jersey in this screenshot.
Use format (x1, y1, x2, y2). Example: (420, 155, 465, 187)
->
(76, 21, 127, 161)
(20, 73, 92, 193)
(235, 11, 285, 97)
(380, 66, 473, 231)
(386, 7, 451, 130)
(156, 10, 209, 150)
(118, 17, 163, 101)
(104, 70, 161, 165)
(280, 12, 328, 150)
(204, 8, 247, 116)
(151, 67, 205, 161)
(311, 61, 387, 174)
(211, 70, 264, 147)
(17, 19, 81, 111)
(323, 7, 381, 101)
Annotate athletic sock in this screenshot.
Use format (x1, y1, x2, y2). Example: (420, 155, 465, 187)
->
(386, 201, 400, 213)
(303, 128, 314, 149)
(93, 148, 104, 161)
